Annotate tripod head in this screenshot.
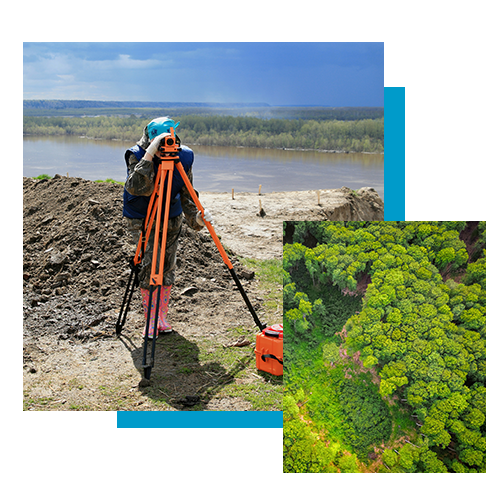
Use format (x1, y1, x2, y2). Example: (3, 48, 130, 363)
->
(158, 128, 180, 157)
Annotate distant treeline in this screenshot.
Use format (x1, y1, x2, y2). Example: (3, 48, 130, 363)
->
(23, 114, 384, 152)
(23, 100, 384, 122)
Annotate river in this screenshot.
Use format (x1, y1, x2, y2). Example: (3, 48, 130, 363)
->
(23, 136, 384, 199)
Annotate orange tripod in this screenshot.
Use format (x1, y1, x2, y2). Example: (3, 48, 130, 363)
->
(116, 128, 266, 380)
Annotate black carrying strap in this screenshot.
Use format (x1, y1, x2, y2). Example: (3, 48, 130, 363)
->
(261, 353, 283, 365)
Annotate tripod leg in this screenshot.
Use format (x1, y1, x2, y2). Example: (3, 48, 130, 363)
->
(115, 264, 139, 335)
(149, 159, 174, 287)
(149, 285, 161, 375)
(228, 267, 266, 331)
(141, 285, 153, 377)
(140, 158, 173, 380)
(174, 160, 267, 332)
(141, 284, 162, 380)
(143, 366, 152, 380)
(118, 178, 160, 336)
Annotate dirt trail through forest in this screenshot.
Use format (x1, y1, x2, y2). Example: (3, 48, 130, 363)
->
(22, 175, 383, 411)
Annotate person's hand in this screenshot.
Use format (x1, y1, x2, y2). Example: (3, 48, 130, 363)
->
(145, 132, 169, 157)
(196, 209, 213, 226)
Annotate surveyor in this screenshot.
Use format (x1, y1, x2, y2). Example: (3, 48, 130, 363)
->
(122, 116, 212, 338)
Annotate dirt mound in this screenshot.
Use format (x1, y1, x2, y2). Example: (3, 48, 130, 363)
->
(23, 175, 280, 411)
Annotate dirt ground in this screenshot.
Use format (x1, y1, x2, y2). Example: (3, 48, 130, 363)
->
(200, 186, 384, 259)
(22, 175, 383, 411)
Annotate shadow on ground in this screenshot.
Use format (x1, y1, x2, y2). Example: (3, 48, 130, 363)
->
(119, 330, 260, 410)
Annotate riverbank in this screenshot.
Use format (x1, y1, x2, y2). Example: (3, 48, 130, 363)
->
(189, 142, 384, 155)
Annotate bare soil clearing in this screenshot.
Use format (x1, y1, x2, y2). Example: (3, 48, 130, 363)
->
(23, 175, 383, 411)
(202, 186, 384, 260)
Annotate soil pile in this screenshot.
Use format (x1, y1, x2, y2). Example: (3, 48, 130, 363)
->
(22, 175, 243, 343)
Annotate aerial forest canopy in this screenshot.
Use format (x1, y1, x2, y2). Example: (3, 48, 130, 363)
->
(283, 221, 486, 473)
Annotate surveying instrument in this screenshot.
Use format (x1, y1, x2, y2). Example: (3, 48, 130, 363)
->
(116, 127, 267, 380)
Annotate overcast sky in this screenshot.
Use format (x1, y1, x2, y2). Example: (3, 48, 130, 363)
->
(23, 42, 384, 107)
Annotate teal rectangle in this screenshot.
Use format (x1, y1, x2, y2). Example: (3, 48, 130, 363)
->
(384, 87, 405, 221)
(117, 411, 283, 428)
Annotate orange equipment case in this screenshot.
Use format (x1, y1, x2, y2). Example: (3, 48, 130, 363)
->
(255, 324, 283, 376)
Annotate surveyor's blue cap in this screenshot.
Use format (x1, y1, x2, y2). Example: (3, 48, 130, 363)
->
(147, 117, 180, 140)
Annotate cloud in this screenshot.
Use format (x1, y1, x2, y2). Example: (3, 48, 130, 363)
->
(55, 74, 75, 81)
(102, 54, 164, 70)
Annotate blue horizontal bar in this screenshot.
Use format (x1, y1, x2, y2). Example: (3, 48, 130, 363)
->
(384, 86, 405, 221)
(117, 411, 283, 428)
